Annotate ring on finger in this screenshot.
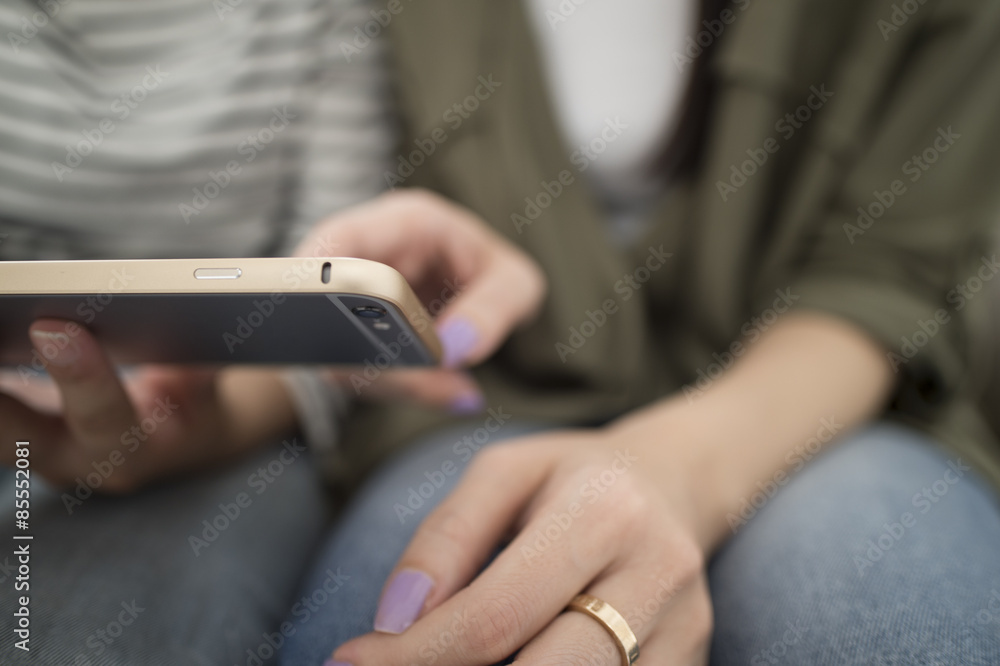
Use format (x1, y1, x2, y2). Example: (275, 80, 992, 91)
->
(565, 593, 640, 666)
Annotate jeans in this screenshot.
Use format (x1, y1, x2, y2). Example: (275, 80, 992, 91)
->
(2, 423, 998, 665)
(0, 441, 328, 666)
(279, 422, 1000, 666)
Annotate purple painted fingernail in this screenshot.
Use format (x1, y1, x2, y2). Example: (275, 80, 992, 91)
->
(437, 317, 478, 368)
(450, 391, 485, 415)
(374, 569, 434, 634)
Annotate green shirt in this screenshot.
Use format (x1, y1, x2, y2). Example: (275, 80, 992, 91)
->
(329, 0, 1000, 496)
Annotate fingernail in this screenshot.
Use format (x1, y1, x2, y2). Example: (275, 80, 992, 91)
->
(437, 317, 478, 368)
(449, 391, 485, 415)
(29, 330, 81, 367)
(374, 569, 434, 634)
(324, 660, 352, 666)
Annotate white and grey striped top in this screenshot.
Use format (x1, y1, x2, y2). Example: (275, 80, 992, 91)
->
(0, 0, 396, 454)
(0, 0, 393, 260)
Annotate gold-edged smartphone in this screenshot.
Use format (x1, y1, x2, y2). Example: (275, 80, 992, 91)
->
(0, 257, 441, 367)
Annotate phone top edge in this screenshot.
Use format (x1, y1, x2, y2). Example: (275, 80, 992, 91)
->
(0, 257, 381, 294)
(0, 257, 443, 364)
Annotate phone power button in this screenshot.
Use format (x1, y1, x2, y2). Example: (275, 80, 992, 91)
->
(194, 268, 242, 280)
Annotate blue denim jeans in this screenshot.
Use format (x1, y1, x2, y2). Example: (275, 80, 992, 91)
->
(280, 422, 1000, 666)
(0, 441, 328, 666)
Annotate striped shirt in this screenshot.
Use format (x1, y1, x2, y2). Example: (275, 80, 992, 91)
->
(0, 0, 393, 260)
(0, 0, 397, 455)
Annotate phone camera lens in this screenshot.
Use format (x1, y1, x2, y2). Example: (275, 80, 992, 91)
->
(351, 305, 387, 319)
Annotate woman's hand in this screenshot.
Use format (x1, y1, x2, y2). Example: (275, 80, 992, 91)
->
(326, 312, 895, 666)
(0, 319, 297, 492)
(296, 188, 547, 412)
(329, 428, 712, 665)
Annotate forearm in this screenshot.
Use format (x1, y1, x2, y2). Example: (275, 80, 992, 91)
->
(611, 312, 895, 552)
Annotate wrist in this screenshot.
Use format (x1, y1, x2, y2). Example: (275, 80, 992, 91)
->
(606, 391, 764, 553)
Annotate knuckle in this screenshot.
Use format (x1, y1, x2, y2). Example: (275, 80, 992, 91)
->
(673, 533, 706, 580)
(602, 483, 651, 533)
(392, 187, 439, 214)
(422, 507, 474, 551)
(463, 591, 529, 660)
(469, 443, 522, 473)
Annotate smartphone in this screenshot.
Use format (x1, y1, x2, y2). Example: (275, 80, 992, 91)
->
(0, 257, 441, 367)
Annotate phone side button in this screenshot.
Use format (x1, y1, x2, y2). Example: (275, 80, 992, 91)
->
(194, 268, 242, 280)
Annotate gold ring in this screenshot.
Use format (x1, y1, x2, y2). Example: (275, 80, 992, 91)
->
(565, 593, 640, 666)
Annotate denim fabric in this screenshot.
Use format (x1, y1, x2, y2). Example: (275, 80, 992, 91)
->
(709, 423, 1000, 665)
(280, 422, 1000, 666)
(4, 422, 997, 665)
(280, 420, 543, 666)
(0, 442, 327, 666)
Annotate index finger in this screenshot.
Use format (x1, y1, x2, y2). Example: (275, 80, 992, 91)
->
(333, 455, 623, 665)
(28, 319, 138, 452)
(299, 190, 546, 367)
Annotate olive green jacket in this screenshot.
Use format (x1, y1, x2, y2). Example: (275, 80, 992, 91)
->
(332, 0, 1000, 493)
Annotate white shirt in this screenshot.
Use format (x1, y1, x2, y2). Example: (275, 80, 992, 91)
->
(524, 0, 695, 243)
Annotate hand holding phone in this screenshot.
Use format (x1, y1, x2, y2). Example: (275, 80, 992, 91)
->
(0, 189, 547, 492)
(298, 189, 547, 409)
